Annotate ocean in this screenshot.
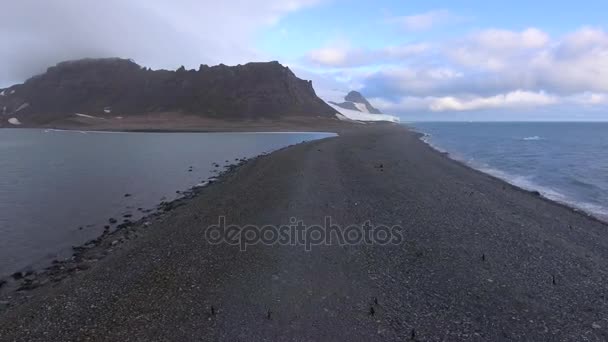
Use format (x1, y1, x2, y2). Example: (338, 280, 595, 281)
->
(0, 129, 335, 277)
(411, 122, 608, 221)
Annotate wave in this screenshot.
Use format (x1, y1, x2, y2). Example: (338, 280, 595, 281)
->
(416, 129, 608, 221)
(523, 136, 542, 141)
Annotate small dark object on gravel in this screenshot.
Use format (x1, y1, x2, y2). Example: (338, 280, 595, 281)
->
(373, 297, 378, 305)
(369, 306, 375, 316)
(411, 328, 416, 340)
(124, 193, 132, 197)
(0, 279, 6, 289)
(482, 253, 486, 261)
(552, 275, 556, 285)
(109, 218, 117, 224)
(267, 309, 272, 320)
(211, 306, 215, 316)
(123, 214, 132, 218)
(11, 272, 23, 280)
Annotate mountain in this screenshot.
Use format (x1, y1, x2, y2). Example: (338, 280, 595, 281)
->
(329, 91, 383, 114)
(0, 58, 337, 127)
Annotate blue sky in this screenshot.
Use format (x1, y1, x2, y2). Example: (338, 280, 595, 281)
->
(255, 0, 608, 121)
(2, 0, 608, 121)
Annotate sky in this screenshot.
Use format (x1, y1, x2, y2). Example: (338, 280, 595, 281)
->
(1, 0, 608, 121)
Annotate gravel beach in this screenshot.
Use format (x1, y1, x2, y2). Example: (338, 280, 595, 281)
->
(1, 124, 607, 341)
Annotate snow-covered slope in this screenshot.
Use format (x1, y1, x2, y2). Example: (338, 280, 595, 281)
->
(328, 102, 400, 123)
(324, 90, 400, 123)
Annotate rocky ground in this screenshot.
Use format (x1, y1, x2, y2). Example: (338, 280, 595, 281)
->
(1, 125, 607, 341)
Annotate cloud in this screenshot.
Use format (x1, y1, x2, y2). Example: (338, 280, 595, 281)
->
(307, 42, 429, 67)
(428, 91, 558, 111)
(447, 28, 550, 71)
(305, 26, 608, 114)
(0, 0, 322, 86)
(391, 10, 459, 31)
(370, 91, 608, 115)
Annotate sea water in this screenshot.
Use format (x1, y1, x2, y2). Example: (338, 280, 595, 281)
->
(0, 129, 335, 276)
(412, 122, 608, 220)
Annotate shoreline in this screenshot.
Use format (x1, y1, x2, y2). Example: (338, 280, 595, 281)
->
(0, 132, 339, 297)
(410, 125, 608, 225)
(1, 124, 607, 340)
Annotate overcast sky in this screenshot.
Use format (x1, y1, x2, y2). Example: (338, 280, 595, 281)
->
(2, 0, 608, 120)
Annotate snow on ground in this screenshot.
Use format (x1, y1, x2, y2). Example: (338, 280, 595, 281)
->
(0, 90, 5, 96)
(15, 103, 29, 112)
(75, 113, 104, 120)
(8, 118, 21, 125)
(327, 102, 400, 123)
(353, 102, 369, 113)
(9, 90, 15, 95)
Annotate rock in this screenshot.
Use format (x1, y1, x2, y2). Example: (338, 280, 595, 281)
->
(109, 218, 118, 224)
(124, 193, 132, 197)
(531, 190, 542, 196)
(0, 279, 6, 289)
(329, 90, 383, 114)
(123, 213, 132, 218)
(76, 263, 91, 271)
(111, 240, 119, 246)
(0, 59, 335, 127)
(17, 280, 41, 291)
(11, 272, 23, 280)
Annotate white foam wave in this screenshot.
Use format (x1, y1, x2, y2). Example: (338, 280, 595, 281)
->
(417, 129, 608, 221)
(523, 136, 542, 141)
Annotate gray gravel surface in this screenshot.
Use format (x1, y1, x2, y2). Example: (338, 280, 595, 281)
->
(1, 125, 607, 341)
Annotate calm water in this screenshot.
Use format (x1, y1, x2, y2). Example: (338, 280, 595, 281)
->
(0, 129, 335, 277)
(411, 122, 608, 220)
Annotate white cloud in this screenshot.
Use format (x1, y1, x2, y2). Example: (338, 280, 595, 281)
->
(0, 0, 323, 85)
(392, 10, 457, 31)
(428, 91, 558, 111)
(307, 43, 429, 67)
(447, 28, 550, 71)
(309, 47, 350, 67)
(368, 90, 608, 114)
(305, 26, 608, 114)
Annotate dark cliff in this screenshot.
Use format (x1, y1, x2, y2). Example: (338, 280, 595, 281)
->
(0, 58, 337, 126)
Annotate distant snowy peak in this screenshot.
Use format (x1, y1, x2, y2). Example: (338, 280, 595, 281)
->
(327, 90, 400, 123)
(330, 91, 383, 114)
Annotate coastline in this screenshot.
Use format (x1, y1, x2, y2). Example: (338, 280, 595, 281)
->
(410, 125, 608, 224)
(1, 124, 607, 340)
(0, 130, 339, 288)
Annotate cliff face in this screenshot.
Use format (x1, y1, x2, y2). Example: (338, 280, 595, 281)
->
(330, 91, 383, 115)
(0, 58, 337, 126)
